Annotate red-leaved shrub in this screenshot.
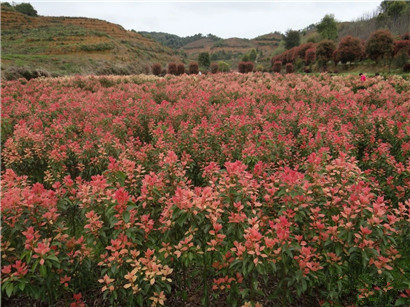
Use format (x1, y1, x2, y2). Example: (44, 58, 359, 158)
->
(152, 63, 161, 76)
(365, 30, 394, 64)
(189, 62, 199, 74)
(238, 62, 254, 73)
(167, 63, 177, 75)
(285, 62, 294, 73)
(272, 61, 282, 73)
(210, 63, 218, 74)
(393, 40, 410, 56)
(337, 35, 363, 64)
(305, 48, 316, 65)
(177, 64, 185, 75)
(1, 73, 409, 307)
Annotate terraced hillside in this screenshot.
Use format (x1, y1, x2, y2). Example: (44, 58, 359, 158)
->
(141, 31, 282, 70)
(1, 6, 181, 78)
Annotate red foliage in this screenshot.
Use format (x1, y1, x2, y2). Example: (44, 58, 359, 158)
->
(238, 62, 254, 73)
(365, 30, 394, 63)
(305, 48, 316, 65)
(272, 61, 282, 73)
(337, 35, 364, 64)
(1, 73, 409, 306)
(152, 63, 161, 76)
(188, 62, 199, 75)
(167, 63, 177, 75)
(297, 42, 316, 60)
(285, 63, 294, 73)
(393, 40, 410, 56)
(332, 49, 339, 66)
(177, 63, 185, 75)
(210, 63, 218, 74)
(316, 40, 336, 64)
(286, 49, 297, 64)
(245, 62, 254, 73)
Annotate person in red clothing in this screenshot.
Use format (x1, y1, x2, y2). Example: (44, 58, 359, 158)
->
(359, 73, 366, 81)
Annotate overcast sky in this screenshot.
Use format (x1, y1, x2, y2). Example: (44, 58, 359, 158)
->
(17, 1, 382, 39)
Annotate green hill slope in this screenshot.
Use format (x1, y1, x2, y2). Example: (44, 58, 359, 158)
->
(1, 5, 182, 79)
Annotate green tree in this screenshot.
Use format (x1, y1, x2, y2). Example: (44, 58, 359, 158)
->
(249, 49, 257, 62)
(380, 0, 408, 19)
(241, 54, 250, 62)
(317, 14, 338, 41)
(198, 52, 210, 68)
(218, 61, 230, 72)
(284, 30, 300, 50)
(14, 2, 38, 16)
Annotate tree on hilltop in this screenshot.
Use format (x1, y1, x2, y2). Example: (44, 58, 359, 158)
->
(317, 14, 338, 41)
(380, 0, 408, 19)
(284, 30, 300, 50)
(14, 2, 38, 16)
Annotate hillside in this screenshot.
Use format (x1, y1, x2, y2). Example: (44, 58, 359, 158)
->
(1, 6, 182, 78)
(141, 31, 282, 69)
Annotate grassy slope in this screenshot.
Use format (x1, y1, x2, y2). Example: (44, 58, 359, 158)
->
(142, 31, 282, 70)
(182, 34, 282, 69)
(1, 7, 182, 77)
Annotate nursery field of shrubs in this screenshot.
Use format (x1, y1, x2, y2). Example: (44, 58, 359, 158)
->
(1, 73, 409, 306)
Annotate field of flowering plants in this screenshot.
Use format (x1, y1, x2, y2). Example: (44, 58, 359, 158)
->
(1, 72, 409, 307)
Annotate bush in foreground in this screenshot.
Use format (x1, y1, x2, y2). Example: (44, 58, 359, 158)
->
(1, 74, 409, 307)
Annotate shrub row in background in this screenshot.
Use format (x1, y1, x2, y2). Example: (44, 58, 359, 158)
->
(272, 30, 410, 72)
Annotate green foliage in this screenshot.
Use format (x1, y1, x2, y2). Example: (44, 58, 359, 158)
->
(272, 40, 286, 56)
(242, 54, 250, 62)
(213, 39, 225, 48)
(307, 34, 321, 44)
(284, 30, 301, 50)
(317, 14, 338, 41)
(139, 32, 221, 49)
(14, 2, 37, 17)
(198, 52, 210, 68)
(249, 49, 257, 62)
(380, 0, 408, 19)
(78, 42, 115, 52)
(206, 33, 221, 41)
(218, 61, 230, 72)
